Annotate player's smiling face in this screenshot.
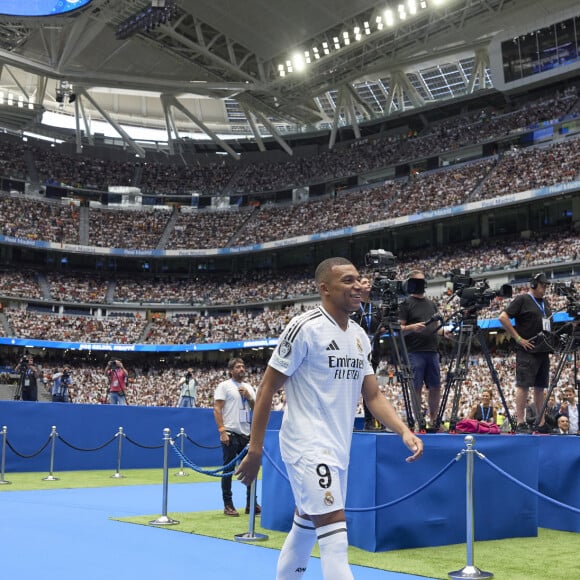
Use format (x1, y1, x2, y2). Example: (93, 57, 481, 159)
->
(324, 264, 363, 313)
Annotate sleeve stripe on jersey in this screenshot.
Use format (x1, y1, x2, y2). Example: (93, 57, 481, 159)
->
(285, 309, 323, 343)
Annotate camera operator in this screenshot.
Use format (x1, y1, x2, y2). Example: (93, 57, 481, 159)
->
(15, 355, 39, 401)
(351, 276, 383, 430)
(498, 272, 553, 433)
(105, 359, 128, 405)
(399, 270, 445, 430)
(51, 365, 73, 403)
(177, 367, 198, 407)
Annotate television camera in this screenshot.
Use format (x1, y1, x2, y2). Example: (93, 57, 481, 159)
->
(448, 269, 512, 311)
(364, 250, 406, 312)
(552, 280, 580, 319)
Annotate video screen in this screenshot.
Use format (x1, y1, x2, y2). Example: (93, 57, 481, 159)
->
(1, 0, 92, 17)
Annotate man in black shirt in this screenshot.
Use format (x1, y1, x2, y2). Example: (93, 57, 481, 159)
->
(499, 272, 552, 433)
(399, 270, 442, 429)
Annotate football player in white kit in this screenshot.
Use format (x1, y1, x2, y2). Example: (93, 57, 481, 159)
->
(237, 257, 423, 580)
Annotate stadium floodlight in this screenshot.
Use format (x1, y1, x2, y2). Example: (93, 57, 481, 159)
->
(333, 36, 340, 49)
(364, 21, 371, 35)
(384, 9, 395, 27)
(292, 53, 306, 72)
(408, 0, 417, 15)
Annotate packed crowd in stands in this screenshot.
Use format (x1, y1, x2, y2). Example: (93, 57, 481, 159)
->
(0, 84, 579, 425)
(165, 206, 254, 250)
(0, 137, 28, 181)
(0, 193, 79, 244)
(47, 272, 109, 304)
(0, 133, 577, 252)
(25, 352, 576, 430)
(0, 270, 44, 300)
(0, 232, 576, 307)
(5, 310, 145, 343)
(0, 283, 571, 342)
(138, 160, 238, 196)
(35, 148, 136, 192)
(223, 87, 579, 195)
(88, 206, 173, 250)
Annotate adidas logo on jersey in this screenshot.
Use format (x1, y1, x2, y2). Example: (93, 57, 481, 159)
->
(326, 340, 339, 351)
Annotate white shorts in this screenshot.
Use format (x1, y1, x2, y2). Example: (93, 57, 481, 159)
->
(285, 455, 348, 516)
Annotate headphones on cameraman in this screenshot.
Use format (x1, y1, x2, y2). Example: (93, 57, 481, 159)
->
(405, 271, 427, 294)
(529, 273, 547, 289)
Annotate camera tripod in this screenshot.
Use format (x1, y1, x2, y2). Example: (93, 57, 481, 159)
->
(434, 309, 516, 433)
(379, 314, 427, 432)
(533, 320, 579, 433)
(13, 377, 23, 401)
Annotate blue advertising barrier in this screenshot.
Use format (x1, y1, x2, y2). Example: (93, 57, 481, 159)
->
(0, 401, 282, 472)
(261, 431, 580, 551)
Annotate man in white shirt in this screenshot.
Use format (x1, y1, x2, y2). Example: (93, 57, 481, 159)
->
(177, 368, 198, 407)
(213, 358, 257, 517)
(236, 257, 423, 580)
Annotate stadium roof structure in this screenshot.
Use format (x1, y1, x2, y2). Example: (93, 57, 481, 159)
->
(0, 0, 577, 158)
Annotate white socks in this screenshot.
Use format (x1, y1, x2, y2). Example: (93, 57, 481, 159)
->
(276, 514, 316, 579)
(316, 521, 353, 580)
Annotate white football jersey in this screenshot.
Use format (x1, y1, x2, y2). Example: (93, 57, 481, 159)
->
(269, 305, 374, 469)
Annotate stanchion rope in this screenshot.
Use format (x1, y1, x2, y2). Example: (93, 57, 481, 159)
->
(170, 439, 246, 477)
(479, 454, 580, 515)
(185, 433, 221, 450)
(57, 434, 117, 452)
(6, 436, 52, 459)
(124, 434, 164, 450)
(262, 446, 460, 513)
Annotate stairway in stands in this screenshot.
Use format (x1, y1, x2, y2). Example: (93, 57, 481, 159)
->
(79, 205, 90, 245)
(155, 206, 179, 250)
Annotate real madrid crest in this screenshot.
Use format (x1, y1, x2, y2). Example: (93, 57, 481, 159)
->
(323, 491, 335, 506)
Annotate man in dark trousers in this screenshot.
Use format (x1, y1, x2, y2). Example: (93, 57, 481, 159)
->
(399, 270, 443, 430)
(499, 272, 552, 433)
(16, 355, 39, 401)
(213, 357, 259, 517)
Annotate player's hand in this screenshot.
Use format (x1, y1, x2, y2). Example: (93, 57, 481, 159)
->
(236, 450, 262, 486)
(402, 432, 423, 463)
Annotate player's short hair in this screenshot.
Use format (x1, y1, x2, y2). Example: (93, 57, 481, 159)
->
(314, 257, 353, 285)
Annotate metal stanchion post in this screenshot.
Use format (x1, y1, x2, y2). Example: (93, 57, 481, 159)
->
(449, 435, 493, 579)
(174, 428, 188, 477)
(111, 426, 125, 479)
(0, 426, 11, 485)
(150, 428, 179, 525)
(235, 479, 268, 542)
(42, 426, 59, 481)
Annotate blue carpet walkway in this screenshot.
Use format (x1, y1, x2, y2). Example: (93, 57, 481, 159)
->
(0, 480, 437, 579)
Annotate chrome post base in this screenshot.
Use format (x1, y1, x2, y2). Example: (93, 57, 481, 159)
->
(449, 566, 494, 579)
(234, 532, 269, 543)
(149, 515, 179, 526)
